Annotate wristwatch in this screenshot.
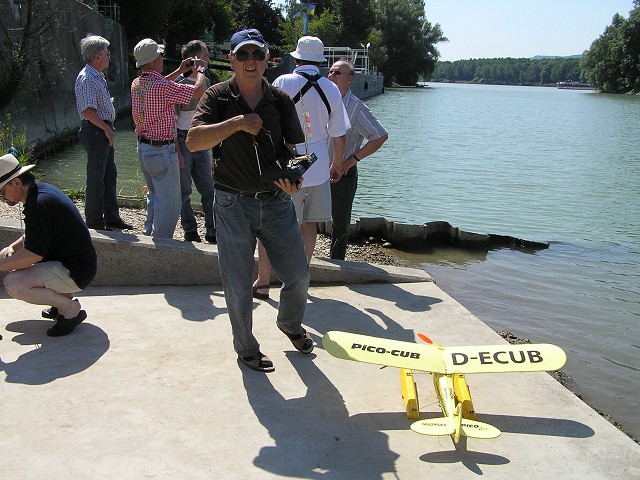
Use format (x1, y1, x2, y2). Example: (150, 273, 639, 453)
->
(197, 67, 206, 74)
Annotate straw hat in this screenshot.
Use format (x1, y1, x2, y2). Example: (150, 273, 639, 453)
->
(0, 153, 34, 189)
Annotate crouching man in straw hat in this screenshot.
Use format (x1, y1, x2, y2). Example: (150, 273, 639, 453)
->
(0, 154, 97, 336)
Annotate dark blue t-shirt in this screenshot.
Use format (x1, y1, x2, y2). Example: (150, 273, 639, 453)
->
(23, 182, 97, 289)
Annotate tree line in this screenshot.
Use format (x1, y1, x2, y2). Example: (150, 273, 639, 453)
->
(431, 57, 584, 86)
(111, 0, 445, 87)
(431, 2, 640, 93)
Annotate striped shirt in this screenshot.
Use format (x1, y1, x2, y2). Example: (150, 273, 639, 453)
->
(75, 64, 115, 122)
(341, 89, 388, 160)
(131, 71, 195, 141)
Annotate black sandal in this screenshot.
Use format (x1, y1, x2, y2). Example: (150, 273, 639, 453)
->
(252, 284, 270, 300)
(277, 323, 314, 354)
(239, 352, 275, 373)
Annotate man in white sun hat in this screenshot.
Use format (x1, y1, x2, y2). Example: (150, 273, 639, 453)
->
(0, 153, 97, 336)
(252, 35, 350, 299)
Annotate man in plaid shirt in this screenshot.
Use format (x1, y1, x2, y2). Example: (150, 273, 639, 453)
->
(131, 38, 207, 238)
(75, 34, 131, 232)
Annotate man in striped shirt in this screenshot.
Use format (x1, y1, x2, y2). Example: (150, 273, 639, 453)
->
(328, 60, 389, 260)
(75, 34, 131, 232)
(131, 38, 207, 238)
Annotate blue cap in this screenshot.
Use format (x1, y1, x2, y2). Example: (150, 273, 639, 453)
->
(230, 28, 267, 53)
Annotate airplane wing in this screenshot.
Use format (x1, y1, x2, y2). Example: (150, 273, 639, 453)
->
(322, 331, 447, 373)
(440, 344, 567, 373)
(322, 331, 567, 374)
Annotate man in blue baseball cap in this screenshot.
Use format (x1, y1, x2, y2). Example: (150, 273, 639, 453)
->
(186, 28, 313, 373)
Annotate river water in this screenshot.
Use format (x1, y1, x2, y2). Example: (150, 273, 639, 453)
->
(34, 82, 640, 440)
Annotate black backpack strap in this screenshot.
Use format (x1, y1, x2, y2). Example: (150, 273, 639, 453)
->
(291, 72, 331, 115)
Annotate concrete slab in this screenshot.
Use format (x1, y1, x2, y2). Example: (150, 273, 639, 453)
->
(1, 281, 638, 479)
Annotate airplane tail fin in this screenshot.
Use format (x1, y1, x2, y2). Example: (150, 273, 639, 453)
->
(411, 417, 501, 439)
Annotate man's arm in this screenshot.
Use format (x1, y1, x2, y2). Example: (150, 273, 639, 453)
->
(0, 237, 42, 271)
(186, 114, 263, 152)
(167, 58, 207, 99)
(329, 135, 346, 183)
(341, 133, 388, 174)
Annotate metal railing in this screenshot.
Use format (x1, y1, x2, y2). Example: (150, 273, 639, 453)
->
(97, 0, 119, 22)
(323, 47, 378, 75)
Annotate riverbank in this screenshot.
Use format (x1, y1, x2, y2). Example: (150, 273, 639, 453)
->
(0, 200, 636, 443)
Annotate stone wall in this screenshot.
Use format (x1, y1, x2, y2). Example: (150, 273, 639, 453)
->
(0, 0, 129, 154)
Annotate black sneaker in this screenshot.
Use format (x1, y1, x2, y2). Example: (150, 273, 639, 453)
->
(86, 223, 111, 231)
(106, 219, 133, 230)
(205, 233, 217, 244)
(47, 310, 87, 337)
(184, 231, 202, 242)
(42, 306, 59, 319)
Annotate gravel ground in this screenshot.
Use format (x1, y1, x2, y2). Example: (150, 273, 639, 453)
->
(0, 199, 408, 268)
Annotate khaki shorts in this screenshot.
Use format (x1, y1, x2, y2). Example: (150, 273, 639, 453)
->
(292, 180, 332, 223)
(32, 261, 81, 294)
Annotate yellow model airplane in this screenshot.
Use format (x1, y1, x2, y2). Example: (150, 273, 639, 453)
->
(322, 330, 567, 444)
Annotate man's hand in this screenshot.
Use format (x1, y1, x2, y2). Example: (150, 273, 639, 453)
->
(341, 156, 357, 175)
(177, 143, 185, 169)
(238, 114, 263, 136)
(329, 162, 343, 183)
(180, 57, 197, 75)
(0, 246, 14, 258)
(103, 125, 114, 146)
(274, 177, 302, 194)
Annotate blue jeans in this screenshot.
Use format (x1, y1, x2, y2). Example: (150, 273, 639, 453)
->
(177, 130, 215, 236)
(214, 189, 309, 357)
(78, 123, 120, 226)
(137, 142, 181, 238)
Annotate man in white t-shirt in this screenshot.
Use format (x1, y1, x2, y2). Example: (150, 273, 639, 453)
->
(253, 36, 349, 299)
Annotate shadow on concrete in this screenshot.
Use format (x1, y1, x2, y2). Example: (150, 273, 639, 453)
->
(242, 352, 401, 479)
(163, 288, 227, 323)
(348, 283, 442, 313)
(0, 319, 109, 385)
(419, 443, 510, 476)
(305, 286, 441, 346)
(480, 413, 595, 438)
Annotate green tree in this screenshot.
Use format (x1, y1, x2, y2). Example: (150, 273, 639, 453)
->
(334, 0, 377, 47)
(0, 0, 75, 110)
(582, 2, 640, 93)
(376, 0, 446, 85)
(237, 0, 285, 48)
(115, 0, 242, 60)
(279, 4, 341, 51)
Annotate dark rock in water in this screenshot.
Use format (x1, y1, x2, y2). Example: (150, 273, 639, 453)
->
(318, 218, 549, 253)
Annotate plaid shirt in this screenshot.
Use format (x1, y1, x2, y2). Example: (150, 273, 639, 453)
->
(75, 64, 115, 121)
(131, 70, 194, 141)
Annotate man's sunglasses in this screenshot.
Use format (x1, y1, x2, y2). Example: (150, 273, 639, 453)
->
(328, 69, 349, 76)
(234, 50, 266, 61)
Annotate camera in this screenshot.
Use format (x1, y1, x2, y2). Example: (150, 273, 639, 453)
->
(188, 58, 196, 67)
(262, 153, 318, 183)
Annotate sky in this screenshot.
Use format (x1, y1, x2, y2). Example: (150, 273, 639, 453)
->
(275, 1, 636, 61)
(425, 0, 636, 61)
